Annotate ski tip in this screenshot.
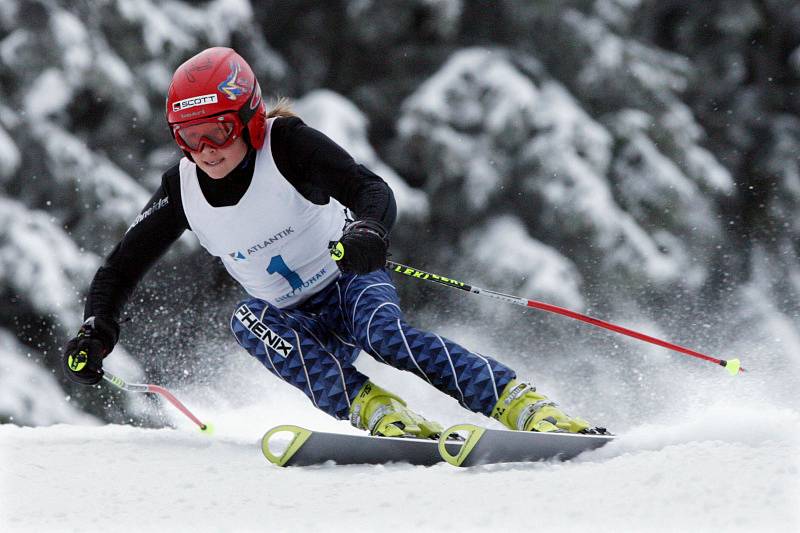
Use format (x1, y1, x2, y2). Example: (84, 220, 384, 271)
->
(199, 422, 214, 435)
(438, 424, 485, 467)
(262, 425, 312, 467)
(723, 358, 743, 376)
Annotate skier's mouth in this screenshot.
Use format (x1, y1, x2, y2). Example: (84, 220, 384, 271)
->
(203, 157, 225, 167)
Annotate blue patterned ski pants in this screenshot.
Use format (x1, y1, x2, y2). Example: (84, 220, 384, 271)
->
(230, 269, 515, 420)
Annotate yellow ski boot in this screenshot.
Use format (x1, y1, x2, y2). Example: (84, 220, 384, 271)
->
(350, 381, 443, 439)
(491, 380, 590, 433)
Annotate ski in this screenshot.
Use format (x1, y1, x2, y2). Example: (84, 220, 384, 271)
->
(437, 424, 614, 467)
(261, 424, 463, 467)
(262, 424, 614, 467)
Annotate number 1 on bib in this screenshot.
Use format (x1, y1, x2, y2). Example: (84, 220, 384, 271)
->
(267, 255, 303, 290)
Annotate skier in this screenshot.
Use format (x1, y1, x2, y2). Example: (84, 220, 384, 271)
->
(63, 47, 592, 437)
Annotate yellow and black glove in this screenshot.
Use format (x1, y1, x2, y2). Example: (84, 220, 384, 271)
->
(62, 316, 119, 385)
(330, 219, 388, 275)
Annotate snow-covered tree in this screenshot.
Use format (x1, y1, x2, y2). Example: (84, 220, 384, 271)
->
(1, 0, 797, 425)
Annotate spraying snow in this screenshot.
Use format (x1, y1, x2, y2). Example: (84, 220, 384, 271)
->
(2, 356, 798, 533)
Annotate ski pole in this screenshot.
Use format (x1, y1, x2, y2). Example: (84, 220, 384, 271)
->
(386, 261, 745, 375)
(103, 371, 212, 432)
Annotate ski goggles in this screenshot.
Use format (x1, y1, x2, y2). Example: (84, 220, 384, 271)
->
(171, 113, 244, 152)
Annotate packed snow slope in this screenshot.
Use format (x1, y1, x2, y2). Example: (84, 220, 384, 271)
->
(2, 356, 799, 533)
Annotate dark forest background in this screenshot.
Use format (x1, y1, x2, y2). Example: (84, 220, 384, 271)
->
(1, 0, 798, 426)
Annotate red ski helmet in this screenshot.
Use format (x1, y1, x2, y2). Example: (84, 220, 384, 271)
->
(166, 47, 267, 151)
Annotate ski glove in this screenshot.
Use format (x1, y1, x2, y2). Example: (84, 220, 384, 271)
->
(330, 219, 389, 275)
(62, 316, 119, 385)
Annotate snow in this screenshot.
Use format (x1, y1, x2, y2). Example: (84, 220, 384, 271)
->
(0, 1, 17, 26)
(658, 103, 735, 196)
(295, 89, 430, 221)
(31, 123, 151, 254)
(199, 0, 254, 45)
(411, 48, 537, 133)
(731, 269, 800, 387)
(398, 46, 611, 215)
(116, 0, 197, 55)
(50, 6, 149, 116)
(139, 60, 175, 94)
(1, 3, 799, 531)
(398, 48, 533, 206)
(345, 0, 463, 42)
(1, 395, 797, 532)
(3, 343, 797, 532)
(0, 197, 98, 332)
(790, 45, 800, 76)
(396, 47, 697, 285)
(0, 324, 155, 427)
(0, 29, 28, 70)
(96, 47, 136, 88)
(533, 81, 613, 173)
(24, 68, 74, 118)
(610, 111, 717, 243)
(0, 331, 97, 426)
(50, 9, 92, 75)
(0, 123, 20, 179)
(524, 133, 684, 285)
(567, 8, 691, 98)
(458, 215, 584, 310)
(141, 0, 255, 54)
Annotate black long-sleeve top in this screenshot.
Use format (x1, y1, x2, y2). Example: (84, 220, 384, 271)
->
(85, 116, 396, 323)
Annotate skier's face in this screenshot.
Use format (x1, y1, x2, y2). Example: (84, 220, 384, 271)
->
(193, 136, 248, 179)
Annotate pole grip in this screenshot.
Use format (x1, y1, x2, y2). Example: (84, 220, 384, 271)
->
(386, 260, 474, 293)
